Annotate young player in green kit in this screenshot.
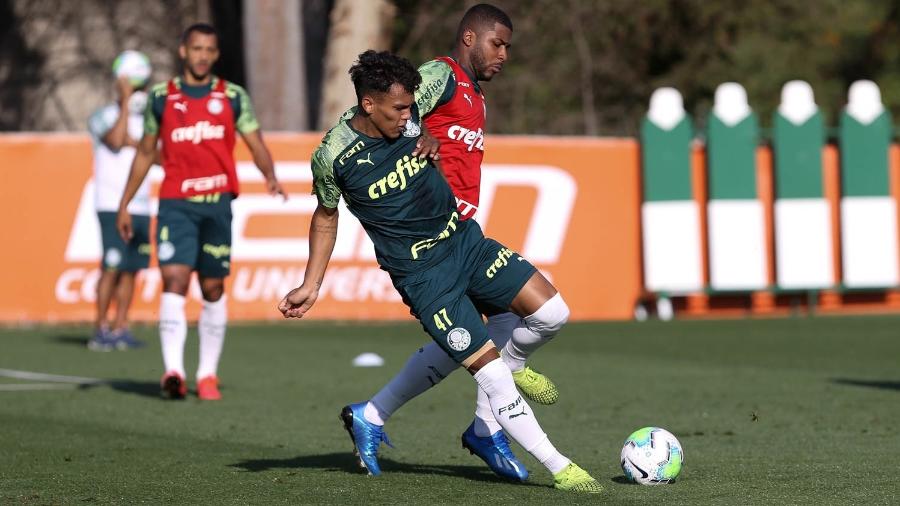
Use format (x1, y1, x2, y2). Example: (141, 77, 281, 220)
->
(278, 50, 601, 493)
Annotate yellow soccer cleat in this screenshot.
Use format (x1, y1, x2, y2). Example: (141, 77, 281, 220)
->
(511, 366, 559, 405)
(553, 463, 604, 493)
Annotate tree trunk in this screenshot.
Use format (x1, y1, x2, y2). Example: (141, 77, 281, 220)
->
(243, 0, 307, 130)
(317, 0, 395, 127)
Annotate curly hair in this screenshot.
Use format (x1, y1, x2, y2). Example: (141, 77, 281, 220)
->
(349, 50, 422, 105)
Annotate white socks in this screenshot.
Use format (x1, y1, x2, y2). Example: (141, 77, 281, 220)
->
(159, 292, 187, 378)
(502, 293, 569, 372)
(159, 293, 228, 380)
(364, 296, 568, 437)
(196, 296, 227, 379)
(473, 312, 522, 436)
(367, 343, 459, 425)
(473, 386, 502, 437)
(473, 358, 571, 474)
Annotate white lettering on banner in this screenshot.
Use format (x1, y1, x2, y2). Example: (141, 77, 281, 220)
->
(56, 268, 89, 303)
(231, 266, 400, 302)
(475, 166, 577, 264)
(64, 162, 576, 265)
(54, 265, 401, 304)
(55, 268, 202, 304)
(232, 267, 299, 302)
(55, 268, 100, 303)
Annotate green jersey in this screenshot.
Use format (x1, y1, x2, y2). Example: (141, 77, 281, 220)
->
(311, 106, 466, 276)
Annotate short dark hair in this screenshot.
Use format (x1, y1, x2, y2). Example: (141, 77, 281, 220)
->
(456, 3, 513, 40)
(349, 50, 422, 105)
(181, 23, 217, 45)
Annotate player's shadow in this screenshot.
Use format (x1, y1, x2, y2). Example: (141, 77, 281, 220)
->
(78, 379, 163, 398)
(231, 452, 540, 486)
(831, 378, 900, 392)
(48, 334, 90, 347)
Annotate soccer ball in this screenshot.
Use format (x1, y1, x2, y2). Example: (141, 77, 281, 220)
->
(113, 50, 152, 88)
(620, 427, 684, 485)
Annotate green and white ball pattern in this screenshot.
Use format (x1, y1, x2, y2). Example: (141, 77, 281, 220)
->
(621, 427, 684, 485)
(113, 50, 152, 88)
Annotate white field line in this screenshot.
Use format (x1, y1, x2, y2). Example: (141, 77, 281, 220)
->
(0, 383, 82, 391)
(0, 368, 104, 386)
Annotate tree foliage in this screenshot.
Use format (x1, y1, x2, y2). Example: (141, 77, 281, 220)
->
(392, 0, 900, 136)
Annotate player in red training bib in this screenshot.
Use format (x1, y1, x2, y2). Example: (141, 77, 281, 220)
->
(345, 4, 585, 490)
(117, 23, 287, 401)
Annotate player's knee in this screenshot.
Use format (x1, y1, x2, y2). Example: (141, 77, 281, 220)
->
(202, 287, 224, 302)
(524, 293, 569, 338)
(199, 278, 225, 302)
(162, 278, 189, 295)
(161, 268, 191, 295)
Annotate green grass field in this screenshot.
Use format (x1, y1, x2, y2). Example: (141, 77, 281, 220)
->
(2, 316, 900, 505)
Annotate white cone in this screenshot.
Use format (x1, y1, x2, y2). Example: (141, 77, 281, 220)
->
(352, 352, 384, 367)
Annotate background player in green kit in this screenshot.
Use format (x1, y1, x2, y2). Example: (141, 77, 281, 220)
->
(118, 24, 287, 401)
(87, 51, 154, 351)
(278, 50, 601, 493)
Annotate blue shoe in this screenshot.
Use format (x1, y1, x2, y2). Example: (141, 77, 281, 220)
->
(87, 329, 115, 352)
(461, 422, 529, 482)
(111, 329, 145, 350)
(339, 402, 392, 475)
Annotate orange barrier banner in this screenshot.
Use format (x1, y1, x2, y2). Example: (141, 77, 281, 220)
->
(0, 134, 644, 322)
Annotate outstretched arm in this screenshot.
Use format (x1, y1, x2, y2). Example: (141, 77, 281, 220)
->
(278, 204, 339, 318)
(241, 129, 288, 200)
(116, 132, 158, 241)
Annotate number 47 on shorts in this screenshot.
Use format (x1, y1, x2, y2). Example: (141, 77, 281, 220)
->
(433, 307, 453, 331)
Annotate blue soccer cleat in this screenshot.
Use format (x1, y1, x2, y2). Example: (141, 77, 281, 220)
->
(87, 329, 115, 352)
(111, 329, 146, 350)
(461, 421, 529, 482)
(340, 402, 392, 476)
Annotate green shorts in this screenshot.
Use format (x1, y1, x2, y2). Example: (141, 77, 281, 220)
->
(156, 193, 233, 278)
(98, 211, 151, 272)
(393, 220, 536, 363)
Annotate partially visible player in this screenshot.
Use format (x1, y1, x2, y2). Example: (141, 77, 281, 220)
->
(87, 51, 153, 351)
(117, 23, 287, 400)
(351, 4, 563, 481)
(279, 50, 601, 493)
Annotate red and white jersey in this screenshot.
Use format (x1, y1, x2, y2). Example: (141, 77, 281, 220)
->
(158, 78, 239, 198)
(415, 56, 486, 220)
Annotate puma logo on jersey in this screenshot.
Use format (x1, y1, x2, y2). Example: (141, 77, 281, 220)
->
(338, 140, 366, 166)
(173, 102, 188, 113)
(357, 153, 374, 166)
(463, 93, 473, 107)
